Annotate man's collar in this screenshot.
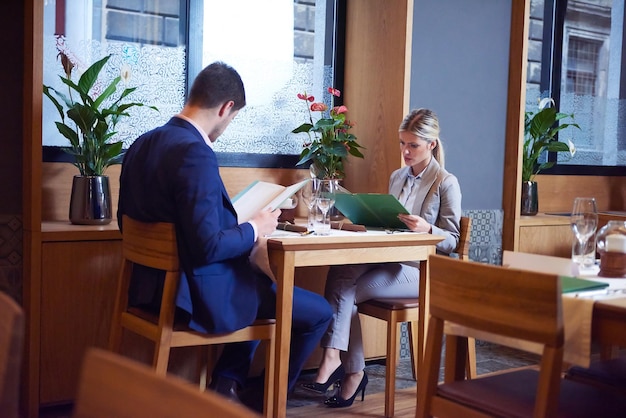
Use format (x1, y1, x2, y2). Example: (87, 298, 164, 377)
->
(174, 114, 212, 148)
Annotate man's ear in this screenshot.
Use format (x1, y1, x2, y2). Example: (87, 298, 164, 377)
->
(218, 100, 235, 117)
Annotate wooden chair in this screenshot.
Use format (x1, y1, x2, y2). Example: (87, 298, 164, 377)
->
(598, 212, 626, 232)
(73, 348, 260, 418)
(357, 216, 475, 417)
(0, 291, 24, 418)
(417, 255, 626, 418)
(109, 215, 275, 417)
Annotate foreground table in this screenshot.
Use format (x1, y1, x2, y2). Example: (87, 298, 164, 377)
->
(266, 231, 443, 417)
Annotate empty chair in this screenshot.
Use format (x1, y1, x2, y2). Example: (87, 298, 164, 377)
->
(73, 348, 260, 418)
(109, 215, 275, 416)
(417, 255, 626, 418)
(357, 216, 475, 417)
(0, 291, 24, 418)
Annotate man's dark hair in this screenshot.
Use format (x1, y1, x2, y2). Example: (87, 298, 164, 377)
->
(188, 61, 246, 111)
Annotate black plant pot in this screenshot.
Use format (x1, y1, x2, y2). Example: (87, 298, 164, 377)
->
(69, 175, 113, 225)
(520, 181, 538, 216)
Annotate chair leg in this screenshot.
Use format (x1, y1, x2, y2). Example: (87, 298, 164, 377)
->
(109, 263, 132, 353)
(384, 313, 399, 418)
(153, 340, 172, 376)
(466, 337, 477, 379)
(408, 321, 419, 380)
(197, 346, 211, 390)
(263, 336, 275, 418)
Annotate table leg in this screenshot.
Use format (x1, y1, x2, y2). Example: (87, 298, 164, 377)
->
(269, 249, 295, 418)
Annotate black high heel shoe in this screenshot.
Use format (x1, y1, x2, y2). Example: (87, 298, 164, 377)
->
(301, 365, 346, 394)
(324, 372, 368, 408)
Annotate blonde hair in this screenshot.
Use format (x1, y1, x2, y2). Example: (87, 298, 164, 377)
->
(399, 108, 445, 168)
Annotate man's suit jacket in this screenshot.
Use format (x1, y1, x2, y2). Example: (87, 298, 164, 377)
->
(388, 158, 462, 254)
(118, 117, 262, 334)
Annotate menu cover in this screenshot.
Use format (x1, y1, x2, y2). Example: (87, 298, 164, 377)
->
(334, 193, 410, 229)
(559, 276, 609, 294)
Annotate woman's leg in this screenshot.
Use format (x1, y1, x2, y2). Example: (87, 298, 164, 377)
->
(339, 263, 420, 399)
(313, 264, 380, 383)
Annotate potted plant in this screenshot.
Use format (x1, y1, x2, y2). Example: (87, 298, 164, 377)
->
(43, 52, 157, 224)
(292, 87, 364, 180)
(292, 87, 364, 221)
(521, 97, 579, 215)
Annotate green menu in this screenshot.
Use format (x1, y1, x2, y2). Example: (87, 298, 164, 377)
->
(334, 193, 410, 229)
(559, 276, 609, 294)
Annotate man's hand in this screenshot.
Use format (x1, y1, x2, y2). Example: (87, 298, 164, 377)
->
(251, 207, 281, 237)
(397, 213, 431, 233)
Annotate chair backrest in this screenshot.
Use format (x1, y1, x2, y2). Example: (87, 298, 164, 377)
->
(0, 292, 24, 418)
(598, 212, 626, 232)
(429, 254, 563, 346)
(122, 215, 179, 272)
(72, 348, 260, 418)
(455, 216, 471, 260)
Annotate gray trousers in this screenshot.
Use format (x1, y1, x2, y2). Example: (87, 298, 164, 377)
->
(320, 262, 420, 373)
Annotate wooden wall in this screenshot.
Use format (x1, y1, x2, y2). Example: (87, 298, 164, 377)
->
(341, 0, 412, 193)
(41, 163, 311, 222)
(534, 174, 626, 213)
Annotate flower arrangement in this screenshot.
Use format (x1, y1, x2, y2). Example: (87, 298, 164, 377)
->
(43, 52, 157, 176)
(522, 97, 579, 182)
(292, 87, 364, 179)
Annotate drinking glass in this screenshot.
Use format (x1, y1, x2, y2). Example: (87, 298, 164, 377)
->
(570, 197, 598, 269)
(313, 179, 336, 235)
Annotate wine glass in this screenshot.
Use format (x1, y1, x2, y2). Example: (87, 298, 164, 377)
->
(570, 197, 598, 269)
(314, 179, 336, 235)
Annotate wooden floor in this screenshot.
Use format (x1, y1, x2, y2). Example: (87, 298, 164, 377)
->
(287, 386, 418, 417)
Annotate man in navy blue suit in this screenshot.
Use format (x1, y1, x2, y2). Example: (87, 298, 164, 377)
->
(118, 62, 332, 407)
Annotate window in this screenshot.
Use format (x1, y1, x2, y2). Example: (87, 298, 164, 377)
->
(42, 0, 344, 168)
(566, 36, 600, 95)
(526, 0, 626, 175)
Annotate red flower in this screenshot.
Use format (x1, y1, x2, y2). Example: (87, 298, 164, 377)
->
(310, 102, 328, 112)
(331, 105, 348, 115)
(328, 87, 341, 97)
(297, 93, 315, 102)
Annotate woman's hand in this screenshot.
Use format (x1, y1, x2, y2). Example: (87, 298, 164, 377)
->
(397, 213, 432, 233)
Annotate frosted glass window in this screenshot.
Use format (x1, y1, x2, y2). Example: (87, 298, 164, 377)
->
(42, 0, 339, 166)
(42, 0, 185, 149)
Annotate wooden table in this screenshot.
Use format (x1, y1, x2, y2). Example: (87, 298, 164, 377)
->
(266, 231, 443, 417)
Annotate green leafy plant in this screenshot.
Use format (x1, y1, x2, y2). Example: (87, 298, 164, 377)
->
(522, 98, 579, 182)
(43, 52, 157, 176)
(292, 87, 364, 179)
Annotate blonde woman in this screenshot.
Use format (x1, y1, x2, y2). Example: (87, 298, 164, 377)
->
(302, 108, 462, 408)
